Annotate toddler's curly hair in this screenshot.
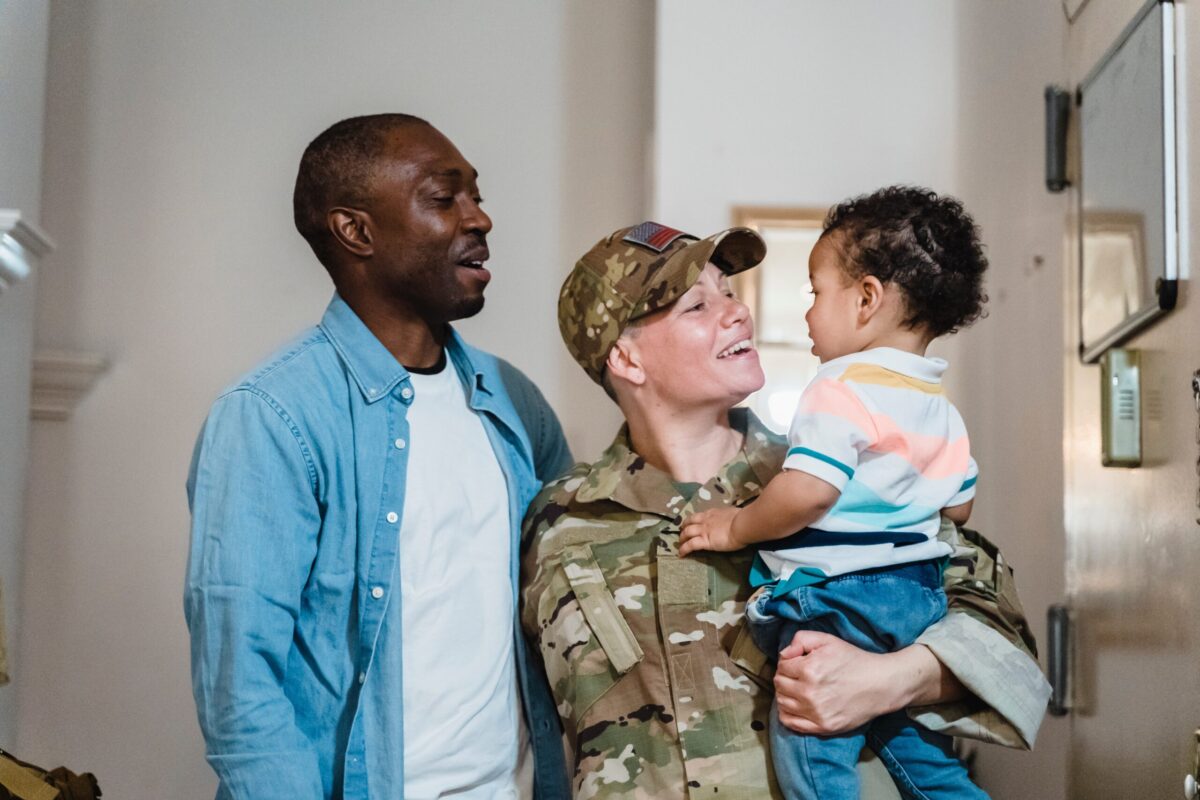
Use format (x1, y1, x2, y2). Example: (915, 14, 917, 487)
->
(822, 186, 988, 337)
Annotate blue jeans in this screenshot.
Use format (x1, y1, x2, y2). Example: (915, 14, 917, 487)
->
(748, 560, 989, 800)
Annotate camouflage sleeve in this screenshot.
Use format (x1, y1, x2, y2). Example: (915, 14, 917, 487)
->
(521, 477, 566, 641)
(910, 523, 1052, 749)
(519, 473, 583, 773)
(520, 467, 592, 649)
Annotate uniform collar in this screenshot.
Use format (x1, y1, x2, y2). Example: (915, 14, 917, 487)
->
(319, 293, 491, 404)
(575, 408, 785, 520)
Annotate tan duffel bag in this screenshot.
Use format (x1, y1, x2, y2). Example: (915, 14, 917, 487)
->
(0, 749, 100, 800)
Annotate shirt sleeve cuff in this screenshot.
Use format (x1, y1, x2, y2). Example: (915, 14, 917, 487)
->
(208, 751, 324, 800)
(782, 447, 852, 492)
(946, 476, 977, 507)
(910, 611, 1051, 749)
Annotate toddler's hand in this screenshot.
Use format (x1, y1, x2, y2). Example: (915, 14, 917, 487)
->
(679, 507, 741, 555)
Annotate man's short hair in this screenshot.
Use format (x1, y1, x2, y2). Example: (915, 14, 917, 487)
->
(293, 113, 430, 268)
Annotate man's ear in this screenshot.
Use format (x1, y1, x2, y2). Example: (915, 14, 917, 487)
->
(606, 336, 645, 389)
(857, 275, 885, 324)
(328, 207, 374, 259)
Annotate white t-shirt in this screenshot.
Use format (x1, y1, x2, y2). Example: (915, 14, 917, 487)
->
(399, 357, 532, 800)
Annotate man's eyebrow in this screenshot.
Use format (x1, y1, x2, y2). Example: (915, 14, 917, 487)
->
(429, 167, 480, 180)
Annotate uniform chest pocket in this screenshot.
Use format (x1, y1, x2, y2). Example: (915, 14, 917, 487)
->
(534, 544, 644, 723)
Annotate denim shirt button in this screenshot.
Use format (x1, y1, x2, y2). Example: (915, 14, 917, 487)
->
(394, 438, 406, 450)
(358, 672, 366, 685)
(400, 386, 414, 400)
(386, 511, 399, 524)
(371, 586, 384, 599)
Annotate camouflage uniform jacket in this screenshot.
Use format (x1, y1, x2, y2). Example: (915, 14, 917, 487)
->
(521, 409, 1050, 799)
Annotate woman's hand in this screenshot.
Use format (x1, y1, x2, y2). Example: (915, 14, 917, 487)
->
(773, 630, 964, 735)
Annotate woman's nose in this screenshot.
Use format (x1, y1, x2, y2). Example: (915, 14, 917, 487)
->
(725, 294, 750, 326)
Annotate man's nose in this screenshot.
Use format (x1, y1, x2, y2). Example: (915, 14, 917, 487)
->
(463, 200, 492, 235)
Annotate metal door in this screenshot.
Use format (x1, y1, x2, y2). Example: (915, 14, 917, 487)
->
(1063, 2, 1200, 796)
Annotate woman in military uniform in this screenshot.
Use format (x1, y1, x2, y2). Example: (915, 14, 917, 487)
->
(521, 222, 1049, 799)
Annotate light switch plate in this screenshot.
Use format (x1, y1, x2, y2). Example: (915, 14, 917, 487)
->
(1101, 348, 1141, 467)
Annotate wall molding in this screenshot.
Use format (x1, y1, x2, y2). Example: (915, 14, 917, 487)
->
(30, 351, 110, 421)
(0, 209, 54, 296)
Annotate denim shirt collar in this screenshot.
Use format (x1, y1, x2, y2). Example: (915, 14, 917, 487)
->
(319, 293, 493, 405)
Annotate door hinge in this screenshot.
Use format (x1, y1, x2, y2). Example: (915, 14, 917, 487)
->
(1183, 729, 1200, 799)
(1047, 604, 1071, 716)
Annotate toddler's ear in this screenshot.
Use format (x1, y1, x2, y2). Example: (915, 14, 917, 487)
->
(856, 275, 886, 321)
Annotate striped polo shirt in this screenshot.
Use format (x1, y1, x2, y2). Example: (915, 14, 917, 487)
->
(755, 347, 975, 589)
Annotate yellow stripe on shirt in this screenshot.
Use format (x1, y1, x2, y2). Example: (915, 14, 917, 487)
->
(838, 362, 943, 395)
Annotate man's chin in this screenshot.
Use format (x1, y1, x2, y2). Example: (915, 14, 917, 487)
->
(450, 294, 486, 321)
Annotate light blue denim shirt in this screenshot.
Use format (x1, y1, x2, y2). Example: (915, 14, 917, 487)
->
(185, 294, 573, 800)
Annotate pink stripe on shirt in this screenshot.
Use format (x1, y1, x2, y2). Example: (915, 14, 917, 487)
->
(800, 379, 970, 480)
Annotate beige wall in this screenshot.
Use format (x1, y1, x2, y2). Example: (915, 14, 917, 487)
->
(952, 2, 1068, 798)
(21, 2, 645, 796)
(0, 0, 50, 748)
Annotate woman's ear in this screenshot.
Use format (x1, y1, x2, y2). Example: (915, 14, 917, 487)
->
(857, 275, 886, 323)
(606, 335, 645, 389)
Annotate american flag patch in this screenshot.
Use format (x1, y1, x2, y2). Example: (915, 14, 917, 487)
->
(622, 221, 692, 253)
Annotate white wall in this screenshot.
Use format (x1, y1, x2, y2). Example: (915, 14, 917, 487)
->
(655, 0, 961, 234)
(657, 3, 1067, 798)
(0, 0, 50, 748)
(22, 2, 645, 796)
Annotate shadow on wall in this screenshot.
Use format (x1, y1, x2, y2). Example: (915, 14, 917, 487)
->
(554, 2, 655, 460)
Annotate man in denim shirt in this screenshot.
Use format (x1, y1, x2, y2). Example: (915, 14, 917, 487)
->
(185, 114, 572, 800)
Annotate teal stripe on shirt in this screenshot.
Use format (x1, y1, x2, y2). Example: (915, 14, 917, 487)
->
(959, 475, 977, 492)
(787, 446, 854, 479)
(825, 480, 940, 530)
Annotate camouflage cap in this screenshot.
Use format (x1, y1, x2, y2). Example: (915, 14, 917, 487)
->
(559, 221, 766, 386)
